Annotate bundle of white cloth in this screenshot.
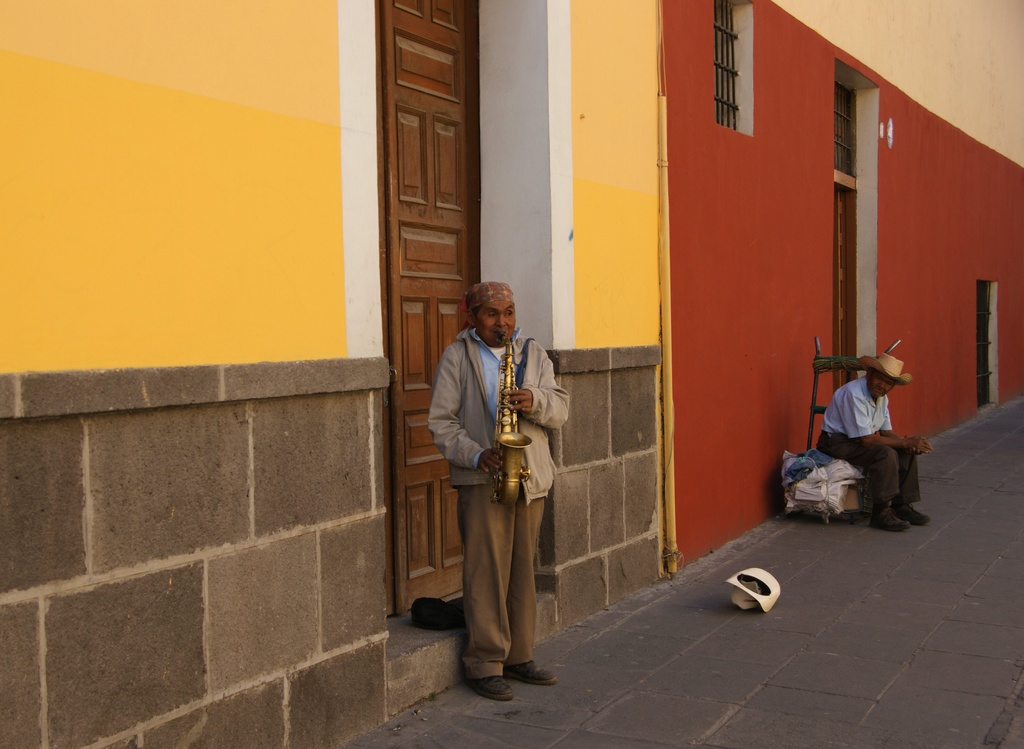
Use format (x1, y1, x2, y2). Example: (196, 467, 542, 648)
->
(781, 449, 863, 519)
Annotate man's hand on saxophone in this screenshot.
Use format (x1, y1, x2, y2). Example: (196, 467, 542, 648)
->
(508, 388, 533, 414)
(478, 446, 502, 472)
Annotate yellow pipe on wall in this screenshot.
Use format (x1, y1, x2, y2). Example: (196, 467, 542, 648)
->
(658, 93, 680, 575)
(657, 0, 681, 575)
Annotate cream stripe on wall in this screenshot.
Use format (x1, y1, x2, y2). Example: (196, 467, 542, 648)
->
(774, 0, 1024, 168)
(0, 0, 348, 373)
(0, 0, 340, 125)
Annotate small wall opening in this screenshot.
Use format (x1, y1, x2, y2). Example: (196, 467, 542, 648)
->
(976, 280, 998, 408)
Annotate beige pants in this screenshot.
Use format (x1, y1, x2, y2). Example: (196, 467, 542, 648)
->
(457, 483, 545, 679)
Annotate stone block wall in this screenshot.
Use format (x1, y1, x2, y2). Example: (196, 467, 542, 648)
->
(0, 359, 390, 749)
(0, 346, 664, 747)
(540, 346, 663, 628)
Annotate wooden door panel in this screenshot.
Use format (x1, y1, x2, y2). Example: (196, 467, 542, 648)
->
(440, 479, 462, 566)
(395, 35, 459, 101)
(383, 0, 478, 612)
(397, 109, 428, 204)
(432, 0, 457, 28)
(401, 297, 431, 387)
(434, 119, 463, 209)
(400, 225, 461, 278)
(405, 481, 434, 578)
(438, 300, 461, 352)
(403, 410, 440, 465)
(396, 0, 425, 17)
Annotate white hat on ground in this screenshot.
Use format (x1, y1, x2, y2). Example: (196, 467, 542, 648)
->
(724, 567, 781, 612)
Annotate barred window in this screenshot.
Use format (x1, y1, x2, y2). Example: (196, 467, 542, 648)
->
(977, 280, 995, 408)
(714, 0, 739, 130)
(834, 82, 854, 175)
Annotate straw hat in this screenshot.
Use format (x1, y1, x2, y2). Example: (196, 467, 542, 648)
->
(858, 353, 912, 385)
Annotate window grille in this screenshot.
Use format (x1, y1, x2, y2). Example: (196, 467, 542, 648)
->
(834, 82, 854, 175)
(714, 0, 739, 130)
(976, 280, 993, 407)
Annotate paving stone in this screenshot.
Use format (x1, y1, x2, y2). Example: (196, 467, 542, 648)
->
(890, 555, 990, 585)
(566, 627, 688, 672)
(584, 690, 733, 746)
(988, 555, 1024, 579)
(455, 694, 594, 732)
(871, 573, 969, 606)
(686, 625, 810, 667)
(899, 650, 1020, 697)
(616, 596, 735, 641)
(805, 620, 923, 662)
(508, 659, 642, 712)
(541, 729, 675, 749)
(767, 650, 901, 699)
(746, 600, 848, 636)
(925, 619, 1024, 660)
(642, 652, 776, 703)
(445, 712, 566, 747)
(744, 684, 874, 723)
(704, 706, 887, 749)
(838, 595, 951, 631)
(865, 682, 1006, 746)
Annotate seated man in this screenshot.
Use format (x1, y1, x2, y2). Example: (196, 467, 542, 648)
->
(816, 352, 932, 532)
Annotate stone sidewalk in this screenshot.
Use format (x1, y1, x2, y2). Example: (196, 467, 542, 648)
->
(347, 397, 1024, 749)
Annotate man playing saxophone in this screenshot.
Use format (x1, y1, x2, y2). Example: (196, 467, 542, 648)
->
(428, 282, 569, 701)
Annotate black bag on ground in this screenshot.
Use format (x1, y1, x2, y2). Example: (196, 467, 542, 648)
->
(411, 597, 466, 630)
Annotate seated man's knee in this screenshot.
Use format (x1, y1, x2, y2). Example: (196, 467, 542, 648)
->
(863, 443, 898, 471)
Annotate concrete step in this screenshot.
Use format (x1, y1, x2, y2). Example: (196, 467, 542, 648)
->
(383, 591, 557, 716)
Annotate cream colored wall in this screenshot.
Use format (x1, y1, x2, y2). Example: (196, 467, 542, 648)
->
(774, 0, 1024, 167)
(570, 0, 661, 348)
(0, 1, 347, 373)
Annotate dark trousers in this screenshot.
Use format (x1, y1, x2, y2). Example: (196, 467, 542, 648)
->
(817, 431, 921, 511)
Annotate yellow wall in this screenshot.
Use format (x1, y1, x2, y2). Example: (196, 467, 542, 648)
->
(774, 0, 1024, 168)
(0, 2, 344, 373)
(571, 0, 661, 348)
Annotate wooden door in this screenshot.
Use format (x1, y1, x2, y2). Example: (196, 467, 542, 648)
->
(381, 0, 479, 613)
(833, 186, 857, 384)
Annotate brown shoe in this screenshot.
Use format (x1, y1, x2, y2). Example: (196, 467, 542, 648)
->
(892, 503, 930, 525)
(503, 661, 557, 686)
(870, 507, 910, 532)
(467, 675, 513, 701)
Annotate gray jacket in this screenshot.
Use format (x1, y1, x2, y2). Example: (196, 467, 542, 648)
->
(428, 328, 569, 500)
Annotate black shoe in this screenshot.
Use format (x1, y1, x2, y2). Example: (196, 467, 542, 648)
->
(870, 507, 910, 532)
(503, 661, 557, 686)
(467, 675, 513, 701)
(892, 503, 930, 525)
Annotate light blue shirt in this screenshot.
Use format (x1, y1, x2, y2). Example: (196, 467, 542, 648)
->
(468, 327, 521, 466)
(822, 377, 892, 438)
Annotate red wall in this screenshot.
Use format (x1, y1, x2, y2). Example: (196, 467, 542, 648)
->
(663, 1, 1024, 563)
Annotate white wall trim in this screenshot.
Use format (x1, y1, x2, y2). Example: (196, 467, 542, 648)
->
(339, 0, 384, 358)
(855, 86, 879, 355)
(479, 0, 575, 350)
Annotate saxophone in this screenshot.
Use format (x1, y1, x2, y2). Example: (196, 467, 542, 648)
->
(491, 334, 532, 504)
